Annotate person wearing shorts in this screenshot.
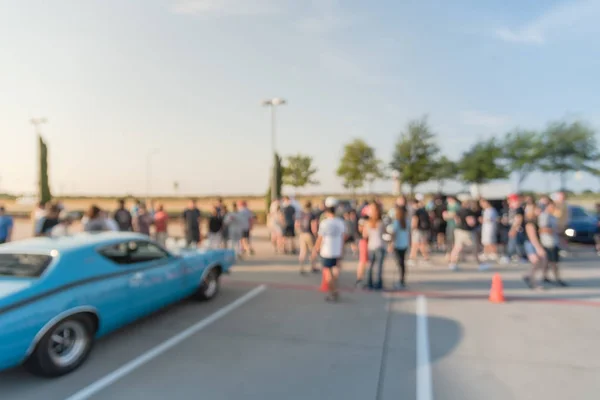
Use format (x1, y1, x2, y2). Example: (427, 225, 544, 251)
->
(313, 197, 346, 302)
(297, 201, 318, 274)
(522, 206, 546, 290)
(282, 196, 297, 254)
(409, 199, 430, 264)
(355, 207, 370, 287)
(480, 198, 498, 261)
(538, 200, 567, 286)
(448, 199, 488, 271)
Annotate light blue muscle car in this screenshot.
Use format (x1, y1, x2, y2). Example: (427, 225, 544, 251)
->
(0, 232, 235, 377)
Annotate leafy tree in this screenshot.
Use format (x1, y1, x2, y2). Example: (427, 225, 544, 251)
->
(265, 153, 284, 212)
(38, 135, 52, 204)
(502, 129, 543, 191)
(282, 154, 319, 193)
(431, 156, 458, 192)
(390, 116, 440, 194)
(365, 159, 387, 194)
(336, 139, 381, 195)
(538, 120, 599, 190)
(458, 137, 509, 192)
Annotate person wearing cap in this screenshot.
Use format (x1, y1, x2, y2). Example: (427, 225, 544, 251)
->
(312, 197, 346, 302)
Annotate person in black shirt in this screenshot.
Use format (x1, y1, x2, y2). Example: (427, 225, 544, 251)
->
(36, 204, 60, 237)
(281, 196, 297, 254)
(448, 199, 488, 271)
(207, 206, 223, 248)
(182, 199, 202, 248)
(409, 198, 431, 264)
(113, 199, 133, 232)
(431, 195, 447, 252)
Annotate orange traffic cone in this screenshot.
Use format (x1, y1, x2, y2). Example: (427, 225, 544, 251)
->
(489, 273, 505, 303)
(319, 271, 329, 292)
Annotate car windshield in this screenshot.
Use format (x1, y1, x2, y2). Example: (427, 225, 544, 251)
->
(0, 254, 53, 277)
(570, 207, 590, 219)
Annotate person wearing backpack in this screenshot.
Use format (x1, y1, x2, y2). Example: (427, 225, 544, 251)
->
(409, 196, 431, 264)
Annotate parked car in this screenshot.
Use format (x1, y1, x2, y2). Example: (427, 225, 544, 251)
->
(565, 205, 599, 244)
(0, 232, 234, 377)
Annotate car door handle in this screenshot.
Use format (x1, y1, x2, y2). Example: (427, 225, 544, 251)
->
(129, 272, 144, 285)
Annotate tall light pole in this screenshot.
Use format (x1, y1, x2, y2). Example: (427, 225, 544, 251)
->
(146, 149, 159, 201)
(30, 118, 48, 197)
(262, 98, 287, 203)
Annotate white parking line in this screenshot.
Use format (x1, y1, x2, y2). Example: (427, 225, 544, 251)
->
(416, 295, 433, 400)
(65, 285, 267, 400)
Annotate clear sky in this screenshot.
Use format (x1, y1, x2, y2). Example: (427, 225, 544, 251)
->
(1, 0, 599, 196)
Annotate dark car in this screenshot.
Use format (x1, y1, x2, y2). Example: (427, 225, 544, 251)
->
(565, 205, 599, 244)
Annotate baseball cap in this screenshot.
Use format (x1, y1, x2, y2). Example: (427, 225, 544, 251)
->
(324, 196, 338, 208)
(415, 193, 424, 201)
(507, 193, 520, 203)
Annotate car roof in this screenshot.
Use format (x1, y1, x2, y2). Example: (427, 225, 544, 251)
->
(0, 232, 151, 255)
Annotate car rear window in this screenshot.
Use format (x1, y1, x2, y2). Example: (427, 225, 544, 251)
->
(0, 254, 53, 277)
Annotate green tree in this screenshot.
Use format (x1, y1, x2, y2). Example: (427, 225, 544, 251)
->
(38, 135, 52, 204)
(502, 129, 543, 191)
(282, 154, 319, 193)
(265, 153, 284, 212)
(365, 159, 387, 194)
(538, 120, 600, 190)
(431, 156, 458, 192)
(458, 137, 509, 192)
(336, 139, 381, 196)
(390, 116, 440, 194)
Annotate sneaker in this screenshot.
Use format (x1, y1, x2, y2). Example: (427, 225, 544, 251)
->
(559, 250, 569, 258)
(407, 259, 416, 267)
(488, 253, 498, 261)
(449, 264, 458, 271)
(556, 280, 568, 287)
(499, 256, 510, 265)
(479, 253, 487, 261)
(478, 263, 490, 271)
(523, 276, 533, 289)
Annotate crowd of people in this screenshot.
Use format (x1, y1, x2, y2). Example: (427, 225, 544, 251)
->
(0, 190, 588, 301)
(0, 197, 258, 258)
(267, 191, 575, 301)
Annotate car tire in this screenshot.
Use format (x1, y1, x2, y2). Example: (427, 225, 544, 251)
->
(24, 314, 95, 378)
(195, 268, 220, 301)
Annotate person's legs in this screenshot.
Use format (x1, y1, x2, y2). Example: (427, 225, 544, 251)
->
(394, 248, 407, 286)
(523, 242, 544, 289)
(299, 233, 313, 273)
(366, 250, 376, 288)
(409, 230, 420, 261)
(375, 248, 386, 289)
(418, 231, 430, 260)
(356, 239, 368, 284)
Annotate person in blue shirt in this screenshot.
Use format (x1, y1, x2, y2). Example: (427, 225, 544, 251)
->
(0, 206, 14, 244)
(389, 205, 410, 288)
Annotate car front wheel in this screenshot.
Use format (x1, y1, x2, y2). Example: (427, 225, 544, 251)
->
(24, 314, 95, 377)
(196, 268, 220, 301)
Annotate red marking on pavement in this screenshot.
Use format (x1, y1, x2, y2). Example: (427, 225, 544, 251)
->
(222, 278, 600, 308)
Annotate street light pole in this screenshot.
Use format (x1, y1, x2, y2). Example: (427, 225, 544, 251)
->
(262, 98, 287, 204)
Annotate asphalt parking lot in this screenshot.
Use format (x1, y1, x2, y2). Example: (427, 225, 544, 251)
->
(2, 227, 600, 399)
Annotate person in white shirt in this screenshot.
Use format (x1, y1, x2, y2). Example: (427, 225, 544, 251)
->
(50, 212, 74, 237)
(480, 198, 498, 261)
(312, 197, 346, 302)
